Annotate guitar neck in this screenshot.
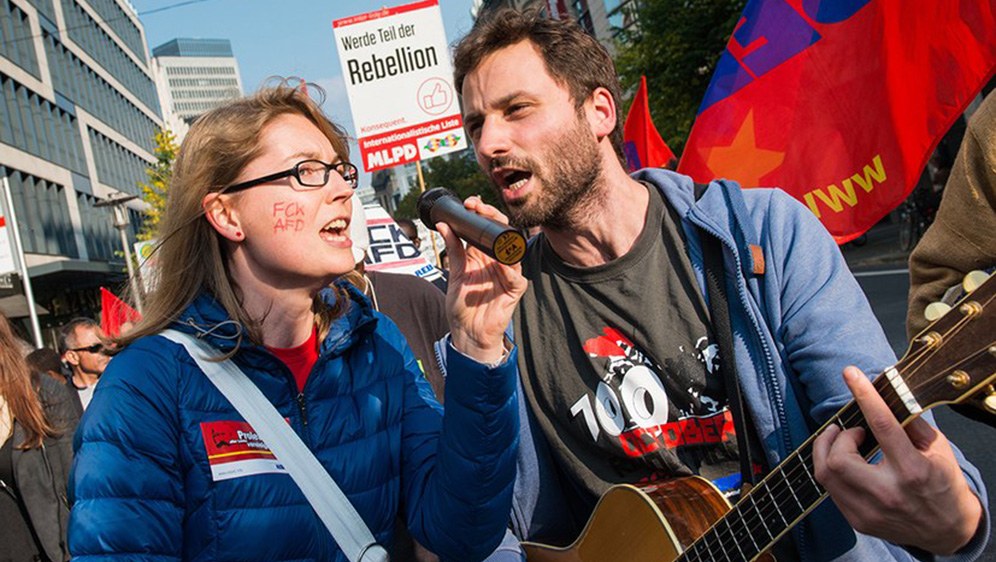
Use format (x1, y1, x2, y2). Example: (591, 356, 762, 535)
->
(678, 274, 996, 562)
(677, 375, 913, 562)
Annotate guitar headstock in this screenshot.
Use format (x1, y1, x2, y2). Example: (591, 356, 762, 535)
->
(901, 271, 996, 413)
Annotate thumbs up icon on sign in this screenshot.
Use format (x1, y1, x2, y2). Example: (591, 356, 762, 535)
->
(423, 83, 447, 109)
(417, 78, 454, 115)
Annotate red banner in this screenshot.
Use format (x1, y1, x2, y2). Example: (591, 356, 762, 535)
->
(100, 287, 140, 337)
(678, 0, 996, 243)
(623, 76, 677, 171)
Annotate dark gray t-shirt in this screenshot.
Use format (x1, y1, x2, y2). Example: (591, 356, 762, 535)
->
(514, 184, 742, 510)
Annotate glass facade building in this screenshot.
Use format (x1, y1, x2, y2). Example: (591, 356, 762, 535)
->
(151, 37, 243, 141)
(0, 0, 160, 330)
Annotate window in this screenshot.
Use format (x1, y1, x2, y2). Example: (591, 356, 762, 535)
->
(61, 0, 158, 114)
(87, 126, 151, 195)
(4, 169, 77, 257)
(44, 32, 159, 152)
(0, 1, 39, 77)
(0, 78, 12, 144)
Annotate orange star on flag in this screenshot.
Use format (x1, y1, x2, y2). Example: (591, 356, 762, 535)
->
(703, 110, 784, 187)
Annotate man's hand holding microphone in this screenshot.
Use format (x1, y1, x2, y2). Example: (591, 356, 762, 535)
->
(417, 188, 527, 365)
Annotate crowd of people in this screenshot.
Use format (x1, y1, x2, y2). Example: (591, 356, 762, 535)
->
(1, 315, 108, 561)
(1, 6, 992, 562)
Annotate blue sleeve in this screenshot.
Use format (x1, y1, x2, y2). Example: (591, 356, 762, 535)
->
(395, 327, 519, 562)
(68, 341, 185, 561)
(762, 190, 989, 561)
(762, 189, 898, 422)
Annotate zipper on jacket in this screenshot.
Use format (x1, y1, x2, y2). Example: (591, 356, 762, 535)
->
(296, 392, 309, 427)
(691, 211, 805, 560)
(433, 336, 448, 380)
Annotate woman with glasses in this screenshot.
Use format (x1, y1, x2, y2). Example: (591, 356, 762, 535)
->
(69, 81, 526, 561)
(1, 314, 80, 562)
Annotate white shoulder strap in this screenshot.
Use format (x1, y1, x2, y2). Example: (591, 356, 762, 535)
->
(160, 329, 389, 562)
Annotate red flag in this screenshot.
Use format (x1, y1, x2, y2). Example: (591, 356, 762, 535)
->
(623, 76, 677, 171)
(100, 287, 141, 337)
(678, 1, 996, 243)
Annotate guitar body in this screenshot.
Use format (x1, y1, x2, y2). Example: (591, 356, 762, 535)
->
(521, 477, 775, 562)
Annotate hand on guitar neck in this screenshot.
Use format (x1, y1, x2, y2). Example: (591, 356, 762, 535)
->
(812, 368, 984, 554)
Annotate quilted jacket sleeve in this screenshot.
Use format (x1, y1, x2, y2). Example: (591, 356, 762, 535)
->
(68, 340, 185, 561)
(393, 327, 519, 562)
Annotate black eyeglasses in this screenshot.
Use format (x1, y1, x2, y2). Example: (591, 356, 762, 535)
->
(223, 160, 359, 194)
(71, 343, 104, 354)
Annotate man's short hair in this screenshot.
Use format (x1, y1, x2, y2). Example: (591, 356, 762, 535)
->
(59, 317, 100, 353)
(453, 7, 625, 162)
(396, 218, 419, 241)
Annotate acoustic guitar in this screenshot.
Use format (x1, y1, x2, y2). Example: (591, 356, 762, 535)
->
(523, 271, 996, 562)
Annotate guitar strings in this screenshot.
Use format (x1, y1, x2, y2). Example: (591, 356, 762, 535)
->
(679, 289, 994, 562)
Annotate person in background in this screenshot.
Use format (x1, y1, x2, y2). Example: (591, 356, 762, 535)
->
(347, 203, 449, 402)
(69, 81, 525, 561)
(1, 313, 79, 562)
(452, 8, 987, 560)
(58, 318, 108, 412)
(438, 248, 449, 272)
(907, 90, 996, 337)
(26, 347, 67, 384)
(397, 216, 450, 291)
(396, 217, 422, 253)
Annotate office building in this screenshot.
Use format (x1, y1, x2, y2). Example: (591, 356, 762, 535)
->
(0, 0, 161, 332)
(151, 38, 243, 141)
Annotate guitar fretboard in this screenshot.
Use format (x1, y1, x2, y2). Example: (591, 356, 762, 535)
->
(677, 378, 900, 562)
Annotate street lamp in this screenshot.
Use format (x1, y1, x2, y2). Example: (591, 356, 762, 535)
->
(94, 194, 143, 313)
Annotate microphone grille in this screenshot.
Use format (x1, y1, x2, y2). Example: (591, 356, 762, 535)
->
(417, 187, 456, 229)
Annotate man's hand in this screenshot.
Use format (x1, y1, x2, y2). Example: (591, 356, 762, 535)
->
(812, 366, 983, 554)
(437, 196, 527, 365)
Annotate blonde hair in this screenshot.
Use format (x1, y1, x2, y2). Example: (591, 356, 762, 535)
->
(0, 315, 56, 449)
(121, 80, 351, 349)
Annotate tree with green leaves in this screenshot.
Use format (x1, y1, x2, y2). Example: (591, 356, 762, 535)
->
(394, 149, 500, 219)
(614, 0, 746, 156)
(137, 128, 179, 241)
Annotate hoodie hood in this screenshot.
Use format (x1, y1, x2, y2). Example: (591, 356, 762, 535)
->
(631, 168, 764, 279)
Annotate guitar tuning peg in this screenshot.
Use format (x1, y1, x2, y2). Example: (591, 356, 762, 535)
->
(924, 302, 952, 322)
(963, 270, 991, 293)
(984, 388, 996, 416)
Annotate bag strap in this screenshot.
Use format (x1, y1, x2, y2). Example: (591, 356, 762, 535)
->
(693, 183, 757, 487)
(160, 329, 389, 562)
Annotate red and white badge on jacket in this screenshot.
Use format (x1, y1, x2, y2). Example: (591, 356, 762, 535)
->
(199, 420, 289, 481)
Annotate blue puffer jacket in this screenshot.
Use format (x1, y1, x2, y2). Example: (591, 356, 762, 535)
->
(509, 169, 989, 561)
(68, 283, 519, 561)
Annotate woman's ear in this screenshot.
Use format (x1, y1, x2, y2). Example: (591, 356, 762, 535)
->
(202, 193, 245, 242)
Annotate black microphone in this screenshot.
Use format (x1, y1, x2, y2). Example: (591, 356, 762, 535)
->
(417, 187, 526, 265)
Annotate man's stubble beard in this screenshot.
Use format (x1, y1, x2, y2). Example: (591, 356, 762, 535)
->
(499, 114, 606, 231)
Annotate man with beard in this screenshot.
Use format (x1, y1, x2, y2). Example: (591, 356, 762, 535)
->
(451, 8, 988, 561)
